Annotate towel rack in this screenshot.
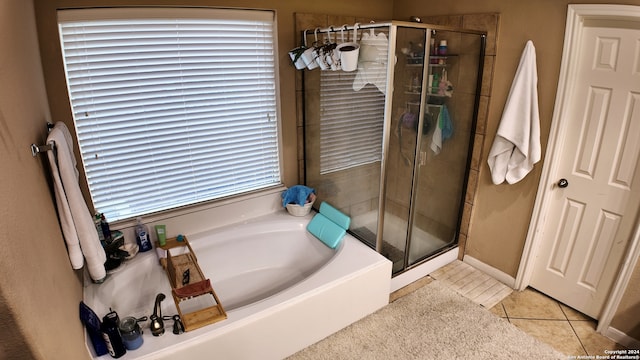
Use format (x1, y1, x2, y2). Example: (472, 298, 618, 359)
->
(31, 122, 55, 157)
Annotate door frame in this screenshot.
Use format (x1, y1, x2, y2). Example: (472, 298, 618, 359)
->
(515, 4, 640, 334)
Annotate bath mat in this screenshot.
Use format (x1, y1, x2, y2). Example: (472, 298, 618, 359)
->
(287, 280, 564, 360)
(430, 260, 512, 309)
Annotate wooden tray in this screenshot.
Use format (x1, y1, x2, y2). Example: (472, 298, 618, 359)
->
(159, 236, 226, 331)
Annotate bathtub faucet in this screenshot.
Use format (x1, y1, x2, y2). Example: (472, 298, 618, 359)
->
(149, 293, 166, 336)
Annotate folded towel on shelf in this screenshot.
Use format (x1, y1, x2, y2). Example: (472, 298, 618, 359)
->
(47, 122, 106, 282)
(353, 29, 388, 93)
(281, 185, 315, 207)
(487, 40, 541, 185)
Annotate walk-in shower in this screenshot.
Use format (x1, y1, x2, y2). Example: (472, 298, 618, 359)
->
(302, 21, 486, 278)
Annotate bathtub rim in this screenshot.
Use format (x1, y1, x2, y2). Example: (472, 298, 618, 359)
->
(186, 210, 345, 312)
(86, 208, 392, 359)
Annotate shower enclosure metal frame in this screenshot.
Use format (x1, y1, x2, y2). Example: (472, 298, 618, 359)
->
(302, 21, 486, 276)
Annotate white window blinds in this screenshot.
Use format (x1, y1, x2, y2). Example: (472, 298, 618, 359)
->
(319, 71, 385, 174)
(58, 8, 281, 221)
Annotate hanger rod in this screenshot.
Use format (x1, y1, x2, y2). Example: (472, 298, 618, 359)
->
(304, 22, 391, 35)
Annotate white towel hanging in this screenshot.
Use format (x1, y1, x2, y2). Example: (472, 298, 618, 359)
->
(487, 40, 541, 185)
(47, 122, 107, 282)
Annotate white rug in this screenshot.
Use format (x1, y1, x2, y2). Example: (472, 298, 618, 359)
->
(287, 280, 564, 360)
(430, 260, 513, 309)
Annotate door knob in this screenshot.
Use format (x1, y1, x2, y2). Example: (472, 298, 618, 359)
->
(558, 178, 569, 188)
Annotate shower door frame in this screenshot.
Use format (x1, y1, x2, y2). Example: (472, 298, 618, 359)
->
(377, 22, 487, 275)
(301, 21, 486, 276)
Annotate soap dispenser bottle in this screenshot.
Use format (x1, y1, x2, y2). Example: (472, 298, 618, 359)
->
(135, 217, 152, 252)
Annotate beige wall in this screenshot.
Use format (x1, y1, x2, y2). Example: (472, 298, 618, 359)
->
(0, 1, 391, 359)
(393, 0, 640, 340)
(0, 1, 87, 359)
(611, 261, 640, 338)
(3, 1, 638, 358)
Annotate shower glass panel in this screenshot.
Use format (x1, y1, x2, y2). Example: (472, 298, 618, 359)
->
(302, 21, 485, 277)
(383, 26, 425, 273)
(406, 29, 484, 268)
(303, 25, 390, 250)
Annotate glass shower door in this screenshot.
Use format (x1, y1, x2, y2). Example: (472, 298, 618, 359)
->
(407, 29, 484, 266)
(382, 26, 426, 273)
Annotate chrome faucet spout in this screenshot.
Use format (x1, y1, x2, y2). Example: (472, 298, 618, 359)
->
(149, 293, 166, 336)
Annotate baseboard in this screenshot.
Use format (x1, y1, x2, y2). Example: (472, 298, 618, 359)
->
(603, 326, 640, 350)
(463, 255, 516, 289)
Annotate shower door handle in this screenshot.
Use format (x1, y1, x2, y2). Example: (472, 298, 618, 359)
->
(419, 151, 427, 166)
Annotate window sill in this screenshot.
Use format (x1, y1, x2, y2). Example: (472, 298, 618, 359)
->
(111, 185, 286, 243)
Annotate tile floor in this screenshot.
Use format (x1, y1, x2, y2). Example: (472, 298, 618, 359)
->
(489, 287, 627, 357)
(390, 277, 628, 357)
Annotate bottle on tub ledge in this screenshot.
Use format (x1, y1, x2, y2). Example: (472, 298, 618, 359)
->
(135, 217, 153, 252)
(94, 212, 109, 242)
(101, 309, 126, 358)
(154, 224, 168, 268)
(100, 213, 112, 242)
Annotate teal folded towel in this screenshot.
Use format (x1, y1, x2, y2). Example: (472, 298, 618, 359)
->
(319, 202, 351, 230)
(306, 213, 346, 249)
(306, 201, 351, 249)
(441, 105, 454, 140)
(281, 185, 315, 207)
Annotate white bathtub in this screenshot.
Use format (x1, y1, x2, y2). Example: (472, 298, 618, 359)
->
(84, 209, 391, 359)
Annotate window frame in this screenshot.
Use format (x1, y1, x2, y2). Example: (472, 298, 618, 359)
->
(56, 7, 285, 222)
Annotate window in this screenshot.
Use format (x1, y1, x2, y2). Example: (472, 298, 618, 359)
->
(58, 8, 281, 221)
(319, 71, 385, 174)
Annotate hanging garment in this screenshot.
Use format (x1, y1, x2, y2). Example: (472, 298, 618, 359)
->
(487, 40, 541, 184)
(47, 122, 106, 282)
(430, 105, 453, 155)
(352, 29, 388, 93)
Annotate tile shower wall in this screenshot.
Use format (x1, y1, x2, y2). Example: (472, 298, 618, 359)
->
(419, 13, 499, 259)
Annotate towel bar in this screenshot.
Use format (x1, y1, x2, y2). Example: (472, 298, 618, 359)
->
(31, 122, 55, 157)
(31, 143, 54, 157)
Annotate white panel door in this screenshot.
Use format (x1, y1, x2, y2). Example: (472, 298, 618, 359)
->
(530, 21, 640, 319)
